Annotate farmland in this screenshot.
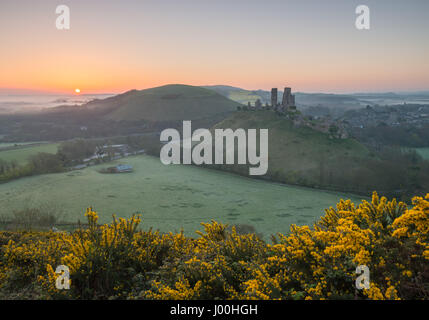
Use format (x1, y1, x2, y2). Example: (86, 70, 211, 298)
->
(0, 142, 59, 165)
(415, 148, 429, 160)
(0, 154, 365, 239)
(0, 142, 44, 149)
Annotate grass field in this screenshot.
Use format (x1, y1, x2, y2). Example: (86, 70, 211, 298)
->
(414, 148, 429, 160)
(0, 142, 46, 149)
(0, 143, 59, 165)
(0, 155, 365, 239)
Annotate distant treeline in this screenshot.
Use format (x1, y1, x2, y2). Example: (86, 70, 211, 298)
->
(351, 123, 429, 148)
(0, 110, 178, 143)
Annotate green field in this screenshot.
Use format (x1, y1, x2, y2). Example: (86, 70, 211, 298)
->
(414, 148, 429, 160)
(0, 143, 59, 165)
(0, 155, 365, 239)
(0, 142, 46, 149)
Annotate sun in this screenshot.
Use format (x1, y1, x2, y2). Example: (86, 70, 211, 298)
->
(74, 88, 81, 94)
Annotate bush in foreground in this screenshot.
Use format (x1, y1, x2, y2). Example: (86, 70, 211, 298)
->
(0, 192, 428, 300)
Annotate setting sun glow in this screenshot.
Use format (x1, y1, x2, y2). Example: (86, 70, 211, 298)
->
(75, 88, 81, 94)
(0, 1, 428, 93)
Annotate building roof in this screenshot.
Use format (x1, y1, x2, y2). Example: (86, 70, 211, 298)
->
(116, 164, 133, 171)
(102, 144, 126, 148)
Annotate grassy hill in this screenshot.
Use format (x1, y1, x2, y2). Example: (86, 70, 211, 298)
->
(211, 110, 370, 191)
(85, 84, 241, 122)
(203, 85, 267, 105)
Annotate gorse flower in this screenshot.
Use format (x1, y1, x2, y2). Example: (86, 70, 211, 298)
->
(0, 192, 428, 300)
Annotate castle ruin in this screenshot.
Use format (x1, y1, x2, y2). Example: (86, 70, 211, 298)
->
(271, 87, 296, 112)
(243, 86, 348, 139)
(248, 86, 296, 112)
(281, 87, 296, 111)
(271, 88, 278, 109)
(250, 87, 297, 112)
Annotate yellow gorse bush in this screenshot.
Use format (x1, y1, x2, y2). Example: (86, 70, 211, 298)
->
(0, 192, 428, 300)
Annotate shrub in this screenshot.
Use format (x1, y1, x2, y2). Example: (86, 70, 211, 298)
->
(0, 192, 428, 300)
(0, 204, 63, 232)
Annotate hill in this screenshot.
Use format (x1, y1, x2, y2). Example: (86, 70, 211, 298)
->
(84, 84, 241, 122)
(210, 110, 374, 193)
(0, 85, 241, 142)
(203, 85, 266, 105)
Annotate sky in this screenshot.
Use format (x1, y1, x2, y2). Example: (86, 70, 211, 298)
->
(0, 0, 428, 94)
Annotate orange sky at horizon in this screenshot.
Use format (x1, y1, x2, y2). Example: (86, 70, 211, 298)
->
(1, 0, 428, 95)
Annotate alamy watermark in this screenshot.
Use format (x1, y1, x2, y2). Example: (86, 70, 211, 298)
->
(355, 265, 370, 290)
(355, 5, 370, 30)
(55, 265, 70, 290)
(56, 5, 70, 30)
(55, 4, 370, 31)
(160, 121, 269, 176)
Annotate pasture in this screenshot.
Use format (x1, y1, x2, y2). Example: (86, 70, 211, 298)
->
(0, 155, 365, 239)
(0, 142, 44, 149)
(0, 143, 59, 165)
(414, 147, 429, 160)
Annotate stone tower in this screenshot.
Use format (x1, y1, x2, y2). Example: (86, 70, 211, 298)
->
(255, 99, 262, 109)
(271, 88, 278, 108)
(282, 87, 295, 110)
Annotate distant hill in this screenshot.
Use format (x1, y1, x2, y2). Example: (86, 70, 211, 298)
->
(1, 85, 242, 142)
(204, 86, 410, 119)
(83, 84, 241, 122)
(203, 85, 271, 105)
(204, 85, 429, 117)
(203, 85, 365, 112)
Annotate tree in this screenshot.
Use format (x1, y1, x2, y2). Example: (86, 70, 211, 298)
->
(29, 152, 64, 174)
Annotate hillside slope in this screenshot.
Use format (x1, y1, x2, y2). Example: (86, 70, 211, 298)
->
(85, 84, 241, 122)
(203, 85, 267, 105)
(211, 110, 370, 190)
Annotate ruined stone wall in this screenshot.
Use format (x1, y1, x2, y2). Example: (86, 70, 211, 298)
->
(271, 88, 278, 108)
